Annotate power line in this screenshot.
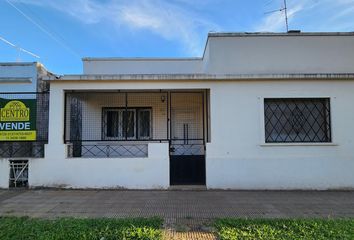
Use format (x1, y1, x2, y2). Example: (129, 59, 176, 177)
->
(18, 1, 76, 55)
(0, 35, 40, 60)
(6, 0, 81, 59)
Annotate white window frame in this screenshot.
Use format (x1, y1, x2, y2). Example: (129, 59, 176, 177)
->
(103, 108, 136, 140)
(102, 108, 152, 140)
(137, 108, 152, 140)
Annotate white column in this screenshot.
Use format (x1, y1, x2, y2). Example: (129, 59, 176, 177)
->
(45, 86, 66, 157)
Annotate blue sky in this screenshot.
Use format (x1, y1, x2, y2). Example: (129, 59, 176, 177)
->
(1, 0, 354, 74)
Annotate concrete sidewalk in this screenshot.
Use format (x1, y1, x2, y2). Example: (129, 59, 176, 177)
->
(1, 189, 353, 240)
(0, 189, 353, 219)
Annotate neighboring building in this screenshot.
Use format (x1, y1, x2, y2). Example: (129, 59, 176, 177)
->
(0, 62, 52, 187)
(1, 32, 354, 189)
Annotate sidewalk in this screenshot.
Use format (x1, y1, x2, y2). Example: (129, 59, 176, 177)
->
(1, 189, 353, 240)
(1, 189, 353, 219)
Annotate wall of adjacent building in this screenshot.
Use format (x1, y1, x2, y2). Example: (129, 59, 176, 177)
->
(0, 62, 38, 92)
(0, 159, 9, 188)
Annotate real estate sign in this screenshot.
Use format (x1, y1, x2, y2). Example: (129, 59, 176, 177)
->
(0, 99, 36, 141)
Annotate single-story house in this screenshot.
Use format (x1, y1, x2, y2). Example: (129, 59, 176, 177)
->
(1, 32, 354, 189)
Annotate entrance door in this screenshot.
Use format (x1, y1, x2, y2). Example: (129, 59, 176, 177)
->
(169, 92, 206, 185)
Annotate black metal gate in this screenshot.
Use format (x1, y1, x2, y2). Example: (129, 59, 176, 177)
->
(169, 92, 206, 185)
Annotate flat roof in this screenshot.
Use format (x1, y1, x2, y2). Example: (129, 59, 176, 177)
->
(208, 32, 354, 37)
(0, 62, 37, 66)
(82, 57, 202, 61)
(45, 73, 354, 82)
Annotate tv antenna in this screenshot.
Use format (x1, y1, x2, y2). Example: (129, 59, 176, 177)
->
(265, 0, 289, 32)
(0, 35, 40, 61)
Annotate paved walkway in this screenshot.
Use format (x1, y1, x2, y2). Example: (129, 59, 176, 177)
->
(1, 189, 353, 239)
(1, 189, 353, 219)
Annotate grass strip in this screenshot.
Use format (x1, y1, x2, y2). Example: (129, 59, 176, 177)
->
(214, 218, 354, 240)
(0, 216, 163, 240)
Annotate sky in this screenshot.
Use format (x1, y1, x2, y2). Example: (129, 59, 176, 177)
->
(0, 0, 354, 74)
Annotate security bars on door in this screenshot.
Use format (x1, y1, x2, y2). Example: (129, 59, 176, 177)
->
(65, 91, 207, 158)
(169, 92, 205, 156)
(0, 92, 49, 158)
(264, 98, 331, 143)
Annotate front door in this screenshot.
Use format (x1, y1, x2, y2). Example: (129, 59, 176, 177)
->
(169, 92, 206, 185)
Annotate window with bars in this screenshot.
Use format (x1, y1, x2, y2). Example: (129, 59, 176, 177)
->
(102, 108, 152, 140)
(264, 98, 331, 143)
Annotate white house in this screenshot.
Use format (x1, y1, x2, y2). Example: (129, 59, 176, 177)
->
(2, 32, 354, 190)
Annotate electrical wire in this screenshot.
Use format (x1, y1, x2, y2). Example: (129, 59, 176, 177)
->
(6, 0, 81, 59)
(0, 35, 40, 59)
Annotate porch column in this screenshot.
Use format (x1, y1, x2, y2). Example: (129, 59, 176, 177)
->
(46, 87, 66, 154)
(30, 86, 66, 187)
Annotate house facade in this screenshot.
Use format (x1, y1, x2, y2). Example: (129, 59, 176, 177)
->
(1, 32, 354, 189)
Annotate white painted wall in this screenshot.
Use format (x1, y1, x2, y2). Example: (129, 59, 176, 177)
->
(206, 35, 354, 74)
(30, 143, 169, 189)
(42, 79, 354, 189)
(83, 34, 354, 76)
(83, 58, 203, 75)
(0, 159, 9, 188)
(206, 80, 354, 190)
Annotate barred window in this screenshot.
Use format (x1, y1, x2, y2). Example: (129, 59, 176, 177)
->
(102, 108, 151, 140)
(264, 98, 331, 143)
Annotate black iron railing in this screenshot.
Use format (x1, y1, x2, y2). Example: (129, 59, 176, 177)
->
(169, 139, 205, 156)
(67, 141, 149, 158)
(0, 141, 45, 158)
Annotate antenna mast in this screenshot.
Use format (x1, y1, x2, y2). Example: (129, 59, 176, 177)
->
(264, 0, 290, 32)
(283, 0, 289, 32)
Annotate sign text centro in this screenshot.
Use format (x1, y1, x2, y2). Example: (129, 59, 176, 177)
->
(0, 99, 36, 141)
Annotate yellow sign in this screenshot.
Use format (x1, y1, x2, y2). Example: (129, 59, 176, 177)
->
(0, 131, 36, 141)
(0, 99, 36, 141)
(0, 100, 30, 122)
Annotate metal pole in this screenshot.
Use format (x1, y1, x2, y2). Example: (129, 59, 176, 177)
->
(125, 92, 128, 140)
(283, 0, 289, 32)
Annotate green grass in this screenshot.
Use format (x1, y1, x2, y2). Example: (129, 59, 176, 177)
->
(0, 216, 163, 240)
(214, 218, 354, 240)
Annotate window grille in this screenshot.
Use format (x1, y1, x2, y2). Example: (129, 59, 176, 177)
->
(264, 98, 331, 143)
(102, 108, 151, 140)
(9, 160, 28, 188)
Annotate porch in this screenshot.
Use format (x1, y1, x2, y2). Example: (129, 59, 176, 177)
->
(63, 90, 210, 186)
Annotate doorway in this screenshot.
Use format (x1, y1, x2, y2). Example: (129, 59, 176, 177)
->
(169, 92, 206, 185)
